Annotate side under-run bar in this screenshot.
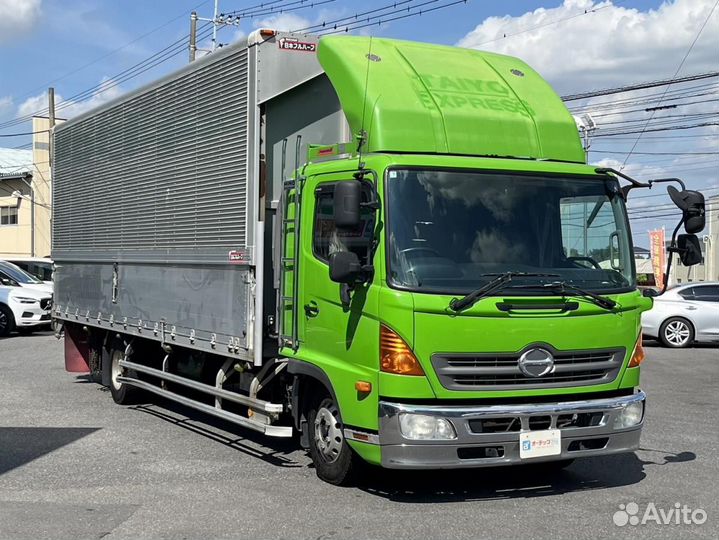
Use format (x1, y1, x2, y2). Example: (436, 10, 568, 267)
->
(117, 359, 291, 437)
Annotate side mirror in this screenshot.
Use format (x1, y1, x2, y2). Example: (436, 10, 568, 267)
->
(676, 234, 703, 266)
(642, 288, 659, 298)
(334, 181, 362, 228)
(328, 251, 362, 283)
(668, 186, 705, 234)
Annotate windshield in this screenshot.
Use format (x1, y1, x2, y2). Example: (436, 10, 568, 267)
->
(385, 168, 635, 294)
(0, 261, 42, 284)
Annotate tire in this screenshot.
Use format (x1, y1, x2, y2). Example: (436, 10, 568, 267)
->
(0, 304, 15, 337)
(108, 341, 141, 404)
(659, 317, 695, 348)
(307, 396, 359, 485)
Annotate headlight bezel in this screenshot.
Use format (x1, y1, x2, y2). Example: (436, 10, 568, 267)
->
(398, 412, 457, 440)
(12, 296, 40, 305)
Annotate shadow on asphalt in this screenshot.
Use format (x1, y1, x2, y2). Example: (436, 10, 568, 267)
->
(353, 449, 694, 502)
(130, 399, 304, 468)
(0, 427, 100, 476)
(643, 340, 718, 349)
(1, 329, 55, 340)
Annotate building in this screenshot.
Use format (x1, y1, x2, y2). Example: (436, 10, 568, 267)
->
(0, 117, 53, 258)
(670, 193, 719, 284)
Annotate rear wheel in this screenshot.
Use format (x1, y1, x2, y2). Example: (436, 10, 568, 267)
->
(109, 341, 141, 404)
(0, 304, 15, 337)
(659, 317, 694, 348)
(307, 396, 359, 485)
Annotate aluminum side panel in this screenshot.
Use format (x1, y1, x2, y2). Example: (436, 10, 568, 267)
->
(53, 262, 250, 355)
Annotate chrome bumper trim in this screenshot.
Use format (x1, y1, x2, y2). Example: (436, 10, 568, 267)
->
(378, 391, 645, 469)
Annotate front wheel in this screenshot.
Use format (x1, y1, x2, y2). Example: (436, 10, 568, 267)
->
(659, 317, 694, 348)
(307, 396, 359, 485)
(0, 304, 15, 337)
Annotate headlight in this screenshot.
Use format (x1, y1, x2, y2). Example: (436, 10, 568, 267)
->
(13, 297, 39, 304)
(399, 413, 457, 440)
(614, 401, 644, 429)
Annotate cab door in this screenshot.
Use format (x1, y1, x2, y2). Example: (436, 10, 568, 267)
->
(297, 172, 380, 392)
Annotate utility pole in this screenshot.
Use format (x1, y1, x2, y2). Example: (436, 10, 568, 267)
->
(48, 87, 55, 167)
(190, 1, 242, 60)
(189, 11, 198, 62)
(211, 0, 220, 52)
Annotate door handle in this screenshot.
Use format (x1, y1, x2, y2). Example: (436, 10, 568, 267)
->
(304, 301, 319, 317)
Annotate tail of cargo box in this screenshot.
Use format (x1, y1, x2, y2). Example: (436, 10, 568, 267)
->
(52, 31, 350, 366)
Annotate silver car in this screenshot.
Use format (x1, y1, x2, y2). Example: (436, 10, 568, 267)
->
(642, 282, 719, 348)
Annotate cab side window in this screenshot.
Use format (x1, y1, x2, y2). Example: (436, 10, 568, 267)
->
(312, 182, 375, 263)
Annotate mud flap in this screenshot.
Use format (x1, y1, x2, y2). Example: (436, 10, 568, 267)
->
(64, 325, 90, 373)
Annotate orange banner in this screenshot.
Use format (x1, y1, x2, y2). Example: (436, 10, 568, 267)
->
(649, 229, 666, 287)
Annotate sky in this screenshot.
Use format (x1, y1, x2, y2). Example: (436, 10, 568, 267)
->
(0, 0, 717, 247)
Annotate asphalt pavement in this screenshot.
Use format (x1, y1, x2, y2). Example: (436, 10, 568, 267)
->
(0, 331, 717, 539)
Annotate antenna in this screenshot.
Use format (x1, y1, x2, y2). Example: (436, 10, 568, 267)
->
(356, 36, 375, 170)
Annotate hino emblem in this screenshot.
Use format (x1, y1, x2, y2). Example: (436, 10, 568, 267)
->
(518, 348, 555, 378)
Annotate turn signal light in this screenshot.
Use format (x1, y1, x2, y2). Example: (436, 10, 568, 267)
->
(380, 325, 424, 376)
(355, 381, 372, 393)
(628, 335, 645, 367)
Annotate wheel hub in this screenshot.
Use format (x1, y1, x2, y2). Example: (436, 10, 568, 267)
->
(666, 321, 690, 345)
(111, 350, 124, 391)
(314, 405, 343, 463)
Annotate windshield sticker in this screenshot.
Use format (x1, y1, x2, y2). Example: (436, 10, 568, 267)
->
(278, 38, 316, 52)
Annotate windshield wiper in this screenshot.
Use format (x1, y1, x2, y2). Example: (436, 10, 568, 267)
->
(510, 281, 617, 310)
(449, 272, 560, 312)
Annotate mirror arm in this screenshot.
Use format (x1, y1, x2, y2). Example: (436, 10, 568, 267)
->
(596, 168, 687, 199)
(658, 217, 686, 295)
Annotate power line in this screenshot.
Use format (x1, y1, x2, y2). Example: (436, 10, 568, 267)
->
(316, 0, 468, 35)
(226, 0, 336, 20)
(0, 130, 49, 138)
(591, 122, 719, 137)
(592, 150, 719, 156)
(620, 0, 719, 169)
(561, 72, 719, 102)
(8, 0, 214, 106)
(0, 23, 214, 131)
(471, 0, 627, 47)
(294, 0, 418, 32)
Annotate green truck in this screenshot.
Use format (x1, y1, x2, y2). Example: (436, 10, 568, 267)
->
(53, 31, 705, 484)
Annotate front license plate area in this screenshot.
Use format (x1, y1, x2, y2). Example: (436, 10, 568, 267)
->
(519, 429, 561, 459)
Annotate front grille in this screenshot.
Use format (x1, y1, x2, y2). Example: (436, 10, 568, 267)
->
(40, 298, 52, 311)
(432, 347, 625, 390)
(468, 412, 605, 433)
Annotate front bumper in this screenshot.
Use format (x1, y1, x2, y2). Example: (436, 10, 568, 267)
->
(376, 391, 645, 469)
(13, 304, 52, 327)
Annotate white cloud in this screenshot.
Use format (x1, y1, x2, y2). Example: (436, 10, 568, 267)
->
(253, 13, 312, 32)
(17, 77, 124, 119)
(0, 0, 41, 42)
(457, 0, 719, 94)
(0, 96, 13, 113)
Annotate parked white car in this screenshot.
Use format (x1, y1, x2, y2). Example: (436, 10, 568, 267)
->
(642, 282, 719, 348)
(0, 260, 53, 294)
(4, 257, 54, 283)
(0, 285, 53, 337)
